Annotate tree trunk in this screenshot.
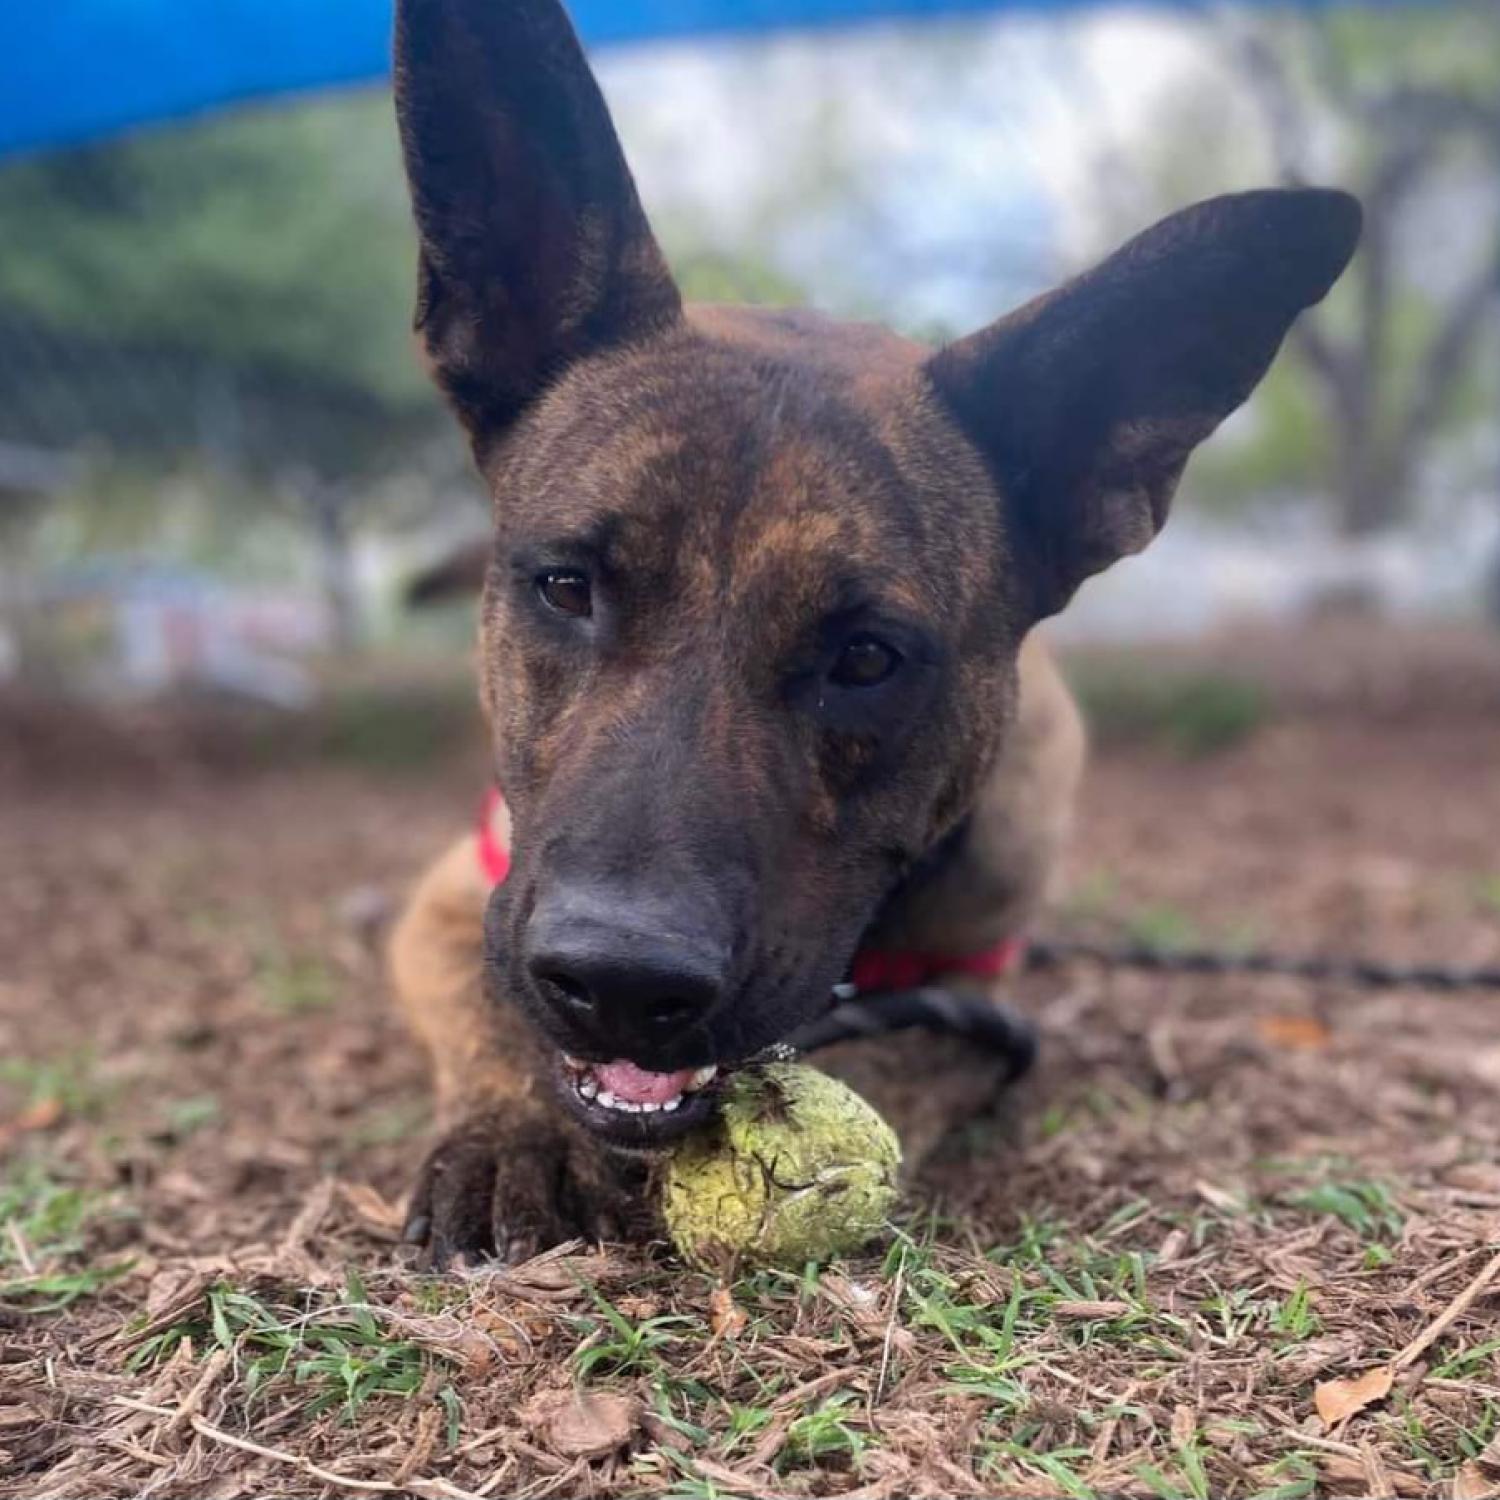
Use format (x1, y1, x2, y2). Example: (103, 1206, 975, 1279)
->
(307, 481, 360, 656)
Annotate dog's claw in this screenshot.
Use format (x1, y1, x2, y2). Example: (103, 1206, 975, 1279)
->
(401, 1108, 642, 1270)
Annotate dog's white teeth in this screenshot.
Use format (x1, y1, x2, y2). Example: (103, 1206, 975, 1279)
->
(596, 1089, 618, 1109)
(686, 1065, 718, 1091)
(578, 1077, 598, 1100)
(663, 1095, 682, 1112)
(640, 1100, 661, 1113)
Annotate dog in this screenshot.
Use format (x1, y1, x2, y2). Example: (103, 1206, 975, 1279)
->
(385, 0, 1360, 1266)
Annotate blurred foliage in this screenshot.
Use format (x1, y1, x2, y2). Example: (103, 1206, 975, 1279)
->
(1097, 2, 1500, 532)
(0, 95, 421, 404)
(1067, 659, 1274, 758)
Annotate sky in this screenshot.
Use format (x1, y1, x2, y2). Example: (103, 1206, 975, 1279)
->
(593, 6, 1234, 330)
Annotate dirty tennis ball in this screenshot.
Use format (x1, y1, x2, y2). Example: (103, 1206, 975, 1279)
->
(661, 1061, 901, 1270)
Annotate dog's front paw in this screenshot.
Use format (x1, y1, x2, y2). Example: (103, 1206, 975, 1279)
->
(401, 1109, 646, 1268)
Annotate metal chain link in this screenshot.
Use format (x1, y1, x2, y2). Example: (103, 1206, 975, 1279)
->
(1024, 938, 1500, 992)
(788, 935, 1500, 1077)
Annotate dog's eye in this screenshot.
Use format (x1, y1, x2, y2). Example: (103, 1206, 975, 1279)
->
(536, 569, 592, 618)
(830, 634, 901, 688)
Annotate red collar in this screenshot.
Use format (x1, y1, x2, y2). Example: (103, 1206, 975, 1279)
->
(476, 787, 1022, 993)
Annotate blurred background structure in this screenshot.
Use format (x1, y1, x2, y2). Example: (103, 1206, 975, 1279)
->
(0, 0, 1496, 702)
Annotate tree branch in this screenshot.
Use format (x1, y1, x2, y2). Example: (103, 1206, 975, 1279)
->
(1399, 237, 1500, 459)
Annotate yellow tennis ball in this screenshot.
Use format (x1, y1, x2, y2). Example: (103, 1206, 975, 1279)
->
(662, 1061, 901, 1271)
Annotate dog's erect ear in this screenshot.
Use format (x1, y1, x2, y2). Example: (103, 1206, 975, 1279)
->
(394, 0, 681, 435)
(926, 188, 1361, 621)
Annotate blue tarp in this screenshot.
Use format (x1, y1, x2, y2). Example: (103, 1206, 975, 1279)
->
(8, 0, 1147, 158)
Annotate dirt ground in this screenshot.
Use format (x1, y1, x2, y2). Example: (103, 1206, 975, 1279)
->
(3, 633, 1500, 1499)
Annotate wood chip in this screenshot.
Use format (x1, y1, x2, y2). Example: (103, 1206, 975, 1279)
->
(1155, 1228, 1189, 1268)
(1196, 1181, 1245, 1214)
(1053, 1300, 1132, 1320)
(1454, 1462, 1500, 1500)
(1170, 1404, 1197, 1449)
(1393, 1247, 1500, 1373)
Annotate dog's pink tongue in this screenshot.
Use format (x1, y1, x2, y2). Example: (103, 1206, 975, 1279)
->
(595, 1059, 695, 1105)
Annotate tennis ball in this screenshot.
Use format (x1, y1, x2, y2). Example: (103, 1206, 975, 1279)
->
(661, 1061, 901, 1271)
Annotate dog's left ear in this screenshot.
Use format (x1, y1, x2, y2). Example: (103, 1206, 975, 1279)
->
(394, 0, 681, 437)
(926, 188, 1361, 621)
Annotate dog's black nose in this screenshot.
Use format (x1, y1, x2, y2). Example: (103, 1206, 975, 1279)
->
(526, 891, 728, 1045)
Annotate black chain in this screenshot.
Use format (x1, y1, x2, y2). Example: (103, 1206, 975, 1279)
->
(789, 936, 1500, 1081)
(789, 986, 1038, 1080)
(1024, 938, 1500, 992)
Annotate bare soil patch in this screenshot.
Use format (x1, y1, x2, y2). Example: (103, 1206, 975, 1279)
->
(3, 642, 1499, 1498)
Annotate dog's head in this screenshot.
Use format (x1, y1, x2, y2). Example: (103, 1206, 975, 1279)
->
(394, 0, 1359, 1146)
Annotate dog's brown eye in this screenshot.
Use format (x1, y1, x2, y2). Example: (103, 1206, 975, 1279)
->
(830, 635, 901, 688)
(536, 570, 592, 618)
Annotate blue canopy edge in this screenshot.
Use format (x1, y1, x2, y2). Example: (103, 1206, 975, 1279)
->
(6, 0, 1204, 158)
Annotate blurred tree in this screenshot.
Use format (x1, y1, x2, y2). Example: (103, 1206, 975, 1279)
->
(0, 95, 463, 649)
(1225, 2, 1500, 537)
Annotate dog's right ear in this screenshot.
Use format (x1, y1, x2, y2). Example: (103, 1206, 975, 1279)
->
(395, 0, 681, 437)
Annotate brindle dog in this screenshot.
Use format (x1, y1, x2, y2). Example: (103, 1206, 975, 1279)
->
(386, 0, 1360, 1266)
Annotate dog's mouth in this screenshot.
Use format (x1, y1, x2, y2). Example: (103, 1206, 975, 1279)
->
(554, 1053, 729, 1148)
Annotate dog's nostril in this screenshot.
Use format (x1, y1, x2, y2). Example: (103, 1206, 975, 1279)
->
(539, 970, 596, 1014)
(646, 996, 701, 1031)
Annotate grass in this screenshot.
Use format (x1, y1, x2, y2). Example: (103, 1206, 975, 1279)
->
(1283, 1178, 1405, 1243)
(571, 1289, 706, 1380)
(0, 1154, 133, 1311)
(0, 1048, 109, 1118)
(1471, 873, 1500, 917)
(254, 936, 338, 1014)
(1062, 872, 1264, 953)
(1067, 661, 1274, 758)
(780, 1394, 866, 1470)
(295, 680, 478, 773)
(130, 1273, 463, 1426)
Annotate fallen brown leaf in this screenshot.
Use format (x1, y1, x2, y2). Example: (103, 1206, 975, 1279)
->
(710, 1286, 748, 1339)
(0, 1095, 62, 1148)
(1315, 1364, 1394, 1428)
(534, 1390, 642, 1460)
(1257, 1014, 1332, 1050)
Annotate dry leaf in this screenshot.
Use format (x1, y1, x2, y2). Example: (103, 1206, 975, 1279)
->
(1454, 1462, 1500, 1500)
(1257, 1014, 1331, 1050)
(710, 1286, 748, 1339)
(1315, 1364, 1395, 1427)
(537, 1391, 642, 1459)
